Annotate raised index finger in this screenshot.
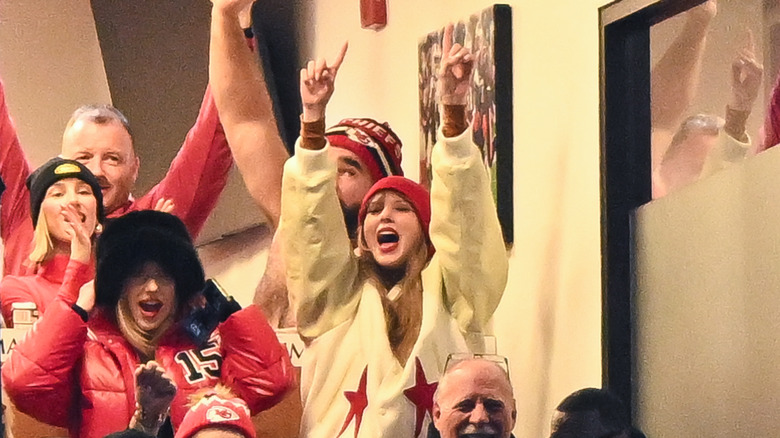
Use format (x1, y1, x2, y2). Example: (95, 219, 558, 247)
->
(330, 41, 349, 72)
(442, 23, 454, 60)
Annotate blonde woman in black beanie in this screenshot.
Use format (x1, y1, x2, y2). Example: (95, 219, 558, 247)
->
(0, 157, 103, 326)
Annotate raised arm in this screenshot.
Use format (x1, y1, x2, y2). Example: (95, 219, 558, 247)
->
(0, 80, 35, 276)
(133, 85, 232, 239)
(429, 24, 507, 333)
(760, 70, 780, 152)
(209, 0, 289, 228)
(651, 0, 716, 167)
(702, 33, 762, 176)
(723, 31, 762, 144)
(280, 45, 359, 338)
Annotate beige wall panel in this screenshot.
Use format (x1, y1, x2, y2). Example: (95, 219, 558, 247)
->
(636, 146, 780, 436)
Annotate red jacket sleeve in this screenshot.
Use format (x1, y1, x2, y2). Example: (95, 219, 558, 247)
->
(132, 85, 232, 239)
(0, 80, 34, 277)
(761, 71, 780, 153)
(218, 304, 295, 414)
(0, 276, 34, 327)
(0, 259, 92, 326)
(2, 298, 88, 427)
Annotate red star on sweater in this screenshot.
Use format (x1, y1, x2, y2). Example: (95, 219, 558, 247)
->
(403, 357, 438, 436)
(338, 366, 369, 437)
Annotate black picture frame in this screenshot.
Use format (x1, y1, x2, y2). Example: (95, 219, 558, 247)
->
(418, 4, 514, 244)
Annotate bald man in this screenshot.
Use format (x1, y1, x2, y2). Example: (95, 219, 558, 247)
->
(432, 358, 517, 438)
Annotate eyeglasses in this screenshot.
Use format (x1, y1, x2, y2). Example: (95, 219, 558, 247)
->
(443, 353, 510, 380)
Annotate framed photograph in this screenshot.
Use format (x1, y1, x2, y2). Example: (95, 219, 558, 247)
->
(418, 4, 514, 244)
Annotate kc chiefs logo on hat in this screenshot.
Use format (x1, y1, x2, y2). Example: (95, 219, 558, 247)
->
(345, 127, 374, 147)
(206, 405, 240, 422)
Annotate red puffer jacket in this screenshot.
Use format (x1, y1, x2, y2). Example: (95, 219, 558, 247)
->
(2, 297, 294, 438)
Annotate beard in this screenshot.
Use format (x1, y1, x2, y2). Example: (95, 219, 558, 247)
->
(341, 201, 359, 240)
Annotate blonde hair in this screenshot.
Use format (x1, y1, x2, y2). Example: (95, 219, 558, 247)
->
(29, 214, 54, 264)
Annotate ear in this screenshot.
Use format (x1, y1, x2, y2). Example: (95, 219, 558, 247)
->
(432, 401, 442, 426)
(131, 154, 140, 183)
(510, 399, 517, 428)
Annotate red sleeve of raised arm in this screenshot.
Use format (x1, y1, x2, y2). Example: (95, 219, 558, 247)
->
(2, 298, 88, 427)
(761, 71, 780, 153)
(0, 80, 34, 276)
(218, 304, 295, 414)
(0, 259, 92, 326)
(134, 85, 232, 239)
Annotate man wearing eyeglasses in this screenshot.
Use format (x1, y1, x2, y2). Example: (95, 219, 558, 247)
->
(431, 357, 516, 438)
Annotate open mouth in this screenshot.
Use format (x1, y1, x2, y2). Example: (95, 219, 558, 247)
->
(377, 231, 399, 244)
(377, 229, 399, 252)
(138, 300, 163, 318)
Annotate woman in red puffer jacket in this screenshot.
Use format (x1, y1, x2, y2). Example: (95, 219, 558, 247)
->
(2, 210, 294, 438)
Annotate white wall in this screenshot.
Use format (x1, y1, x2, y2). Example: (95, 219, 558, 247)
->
(307, 1, 608, 436)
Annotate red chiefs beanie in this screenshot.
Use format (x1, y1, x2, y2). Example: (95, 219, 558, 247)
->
(174, 392, 255, 438)
(326, 118, 404, 182)
(358, 176, 434, 257)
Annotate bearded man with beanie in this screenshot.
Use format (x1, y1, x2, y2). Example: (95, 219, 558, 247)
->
(279, 23, 508, 437)
(208, 0, 404, 329)
(2, 210, 294, 438)
(252, 112, 405, 328)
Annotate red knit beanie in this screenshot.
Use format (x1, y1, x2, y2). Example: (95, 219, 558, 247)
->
(325, 118, 404, 182)
(174, 392, 255, 438)
(358, 176, 433, 257)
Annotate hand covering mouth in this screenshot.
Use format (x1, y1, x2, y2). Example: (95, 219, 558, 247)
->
(62, 211, 88, 223)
